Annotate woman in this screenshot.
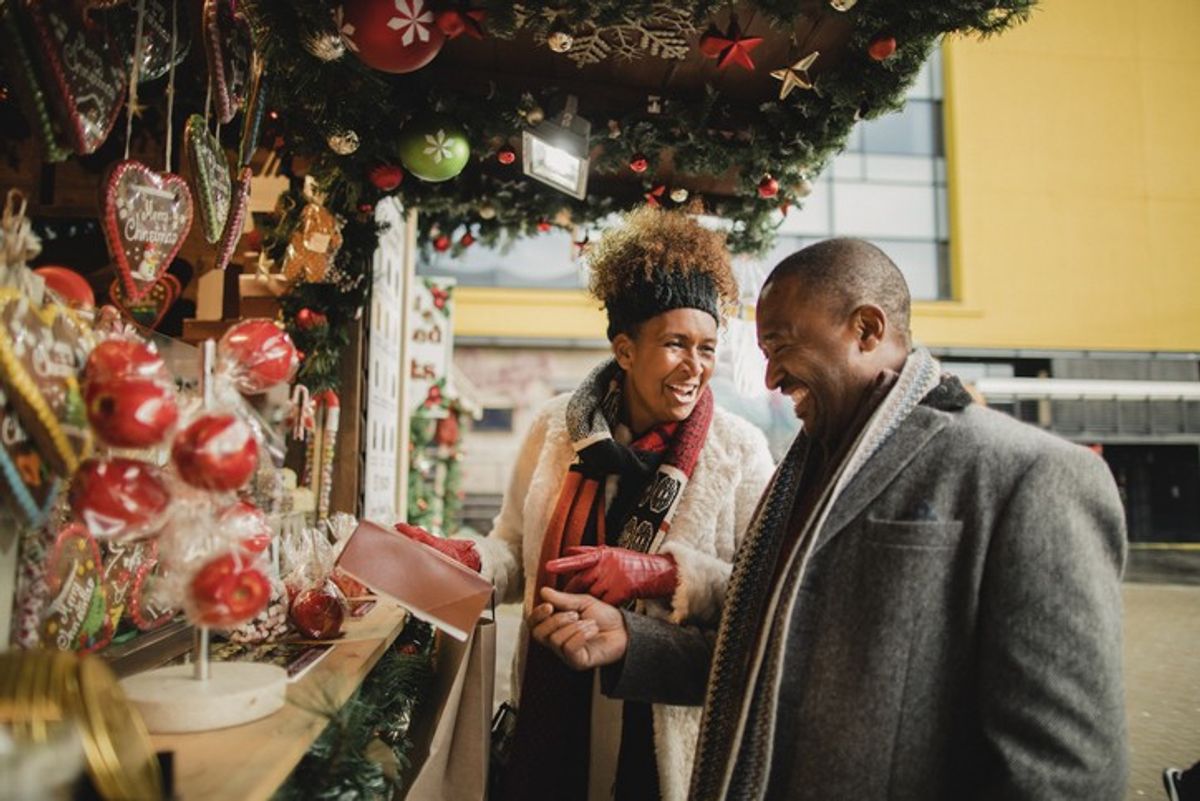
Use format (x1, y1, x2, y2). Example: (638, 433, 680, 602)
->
(401, 207, 774, 801)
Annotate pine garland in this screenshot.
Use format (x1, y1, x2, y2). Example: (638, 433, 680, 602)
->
(274, 618, 435, 801)
(243, 0, 1035, 257)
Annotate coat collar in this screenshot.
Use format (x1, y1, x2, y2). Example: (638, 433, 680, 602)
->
(811, 404, 951, 555)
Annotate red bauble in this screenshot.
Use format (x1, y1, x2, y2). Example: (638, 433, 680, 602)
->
(757, 175, 779, 198)
(868, 35, 897, 61)
(190, 553, 271, 627)
(629, 153, 649, 174)
(368, 164, 404, 191)
(219, 500, 272, 555)
(536, 219, 552, 233)
(70, 458, 170, 540)
(171, 414, 259, 492)
(460, 232, 475, 247)
(218, 318, 299, 394)
(434, 414, 459, 447)
(85, 378, 179, 448)
(433, 234, 451, 252)
(435, 8, 486, 40)
(289, 581, 346, 639)
(338, 0, 445, 74)
(296, 308, 316, 329)
(496, 145, 516, 165)
(83, 340, 168, 386)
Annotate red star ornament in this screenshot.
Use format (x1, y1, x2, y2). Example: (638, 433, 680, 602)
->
(436, 7, 486, 40)
(699, 18, 763, 71)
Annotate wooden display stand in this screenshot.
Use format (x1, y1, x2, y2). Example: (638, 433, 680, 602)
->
(150, 599, 409, 801)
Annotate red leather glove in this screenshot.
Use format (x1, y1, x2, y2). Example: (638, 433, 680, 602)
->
(394, 522, 482, 573)
(544, 546, 677, 606)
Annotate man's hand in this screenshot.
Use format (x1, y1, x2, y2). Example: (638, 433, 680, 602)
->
(394, 521, 482, 572)
(544, 546, 678, 606)
(528, 586, 629, 670)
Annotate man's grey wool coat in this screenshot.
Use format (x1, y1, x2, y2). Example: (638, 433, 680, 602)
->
(605, 393, 1128, 801)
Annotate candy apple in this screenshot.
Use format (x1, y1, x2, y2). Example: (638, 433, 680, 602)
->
(85, 378, 178, 448)
(189, 552, 271, 627)
(171, 414, 258, 491)
(69, 458, 170, 540)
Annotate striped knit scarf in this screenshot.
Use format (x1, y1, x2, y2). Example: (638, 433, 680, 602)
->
(534, 358, 714, 595)
(501, 358, 714, 801)
(689, 347, 945, 801)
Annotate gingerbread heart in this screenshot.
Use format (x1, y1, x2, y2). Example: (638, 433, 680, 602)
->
(109, 273, 181, 331)
(0, 290, 93, 477)
(102, 539, 155, 632)
(23, 0, 127, 155)
(215, 166, 252, 271)
(0, 384, 62, 528)
(185, 115, 232, 244)
(238, 60, 268, 167)
(0, 8, 72, 162)
(105, 0, 193, 84)
(129, 544, 174, 631)
(103, 159, 194, 304)
(203, 0, 252, 125)
(42, 522, 114, 654)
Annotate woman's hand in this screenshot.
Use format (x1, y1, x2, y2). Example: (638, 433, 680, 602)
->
(394, 522, 482, 572)
(545, 546, 677, 605)
(529, 587, 628, 670)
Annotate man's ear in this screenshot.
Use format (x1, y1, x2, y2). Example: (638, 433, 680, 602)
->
(612, 333, 635, 370)
(853, 304, 887, 352)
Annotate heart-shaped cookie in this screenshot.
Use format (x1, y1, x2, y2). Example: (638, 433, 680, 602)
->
(215, 166, 252, 271)
(0, 289, 93, 477)
(102, 539, 155, 632)
(0, 384, 62, 528)
(103, 159, 194, 304)
(129, 544, 174, 631)
(185, 115, 232, 244)
(203, 0, 252, 124)
(42, 522, 113, 653)
(109, 273, 181, 331)
(105, 0, 193, 84)
(0, 8, 72, 162)
(24, 0, 126, 155)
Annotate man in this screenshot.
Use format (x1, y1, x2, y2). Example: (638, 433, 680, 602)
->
(531, 238, 1128, 800)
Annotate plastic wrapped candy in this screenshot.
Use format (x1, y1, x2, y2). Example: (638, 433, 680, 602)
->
(82, 338, 179, 449)
(69, 457, 171, 541)
(171, 413, 258, 492)
(217, 319, 299, 395)
(219, 500, 272, 555)
(186, 550, 271, 628)
(289, 579, 346, 640)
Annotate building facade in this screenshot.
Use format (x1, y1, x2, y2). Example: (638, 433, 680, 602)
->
(424, 0, 1200, 543)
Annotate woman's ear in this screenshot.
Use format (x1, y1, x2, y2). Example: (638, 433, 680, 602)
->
(612, 333, 635, 370)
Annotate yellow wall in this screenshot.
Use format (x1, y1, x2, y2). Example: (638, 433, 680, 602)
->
(928, 0, 1200, 351)
(456, 1, 1200, 352)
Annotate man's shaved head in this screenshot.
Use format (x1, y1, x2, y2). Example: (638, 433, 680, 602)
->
(764, 238, 911, 346)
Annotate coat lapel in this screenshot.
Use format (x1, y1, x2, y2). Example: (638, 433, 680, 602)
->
(811, 405, 950, 556)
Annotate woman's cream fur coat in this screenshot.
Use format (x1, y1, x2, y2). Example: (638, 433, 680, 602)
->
(470, 393, 774, 801)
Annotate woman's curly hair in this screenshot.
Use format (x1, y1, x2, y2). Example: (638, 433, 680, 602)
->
(587, 207, 740, 338)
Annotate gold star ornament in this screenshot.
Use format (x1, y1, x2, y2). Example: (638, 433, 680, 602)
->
(771, 51, 820, 100)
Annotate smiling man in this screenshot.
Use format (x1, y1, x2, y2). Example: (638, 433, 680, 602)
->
(535, 237, 1129, 800)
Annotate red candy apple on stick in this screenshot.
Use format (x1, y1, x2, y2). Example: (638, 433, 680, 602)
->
(82, 339, 179, 448)
(69, 457, 171, 540)
(289, 579, 346, 640)
(171, 413, 258, 492)
(220, 500, 272, 555)
(188, 551, 271, 627)
(217, 319, 299, 395)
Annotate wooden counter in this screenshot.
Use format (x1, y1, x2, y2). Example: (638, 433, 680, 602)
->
(151, 600, 409, 801)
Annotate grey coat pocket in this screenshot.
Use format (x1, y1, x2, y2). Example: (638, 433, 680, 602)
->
(864, 518, 964, 548)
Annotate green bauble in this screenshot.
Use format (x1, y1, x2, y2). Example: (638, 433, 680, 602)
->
(398, 117, 470, 183)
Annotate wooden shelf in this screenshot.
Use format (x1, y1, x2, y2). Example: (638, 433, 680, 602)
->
(150, 600, 409, 801)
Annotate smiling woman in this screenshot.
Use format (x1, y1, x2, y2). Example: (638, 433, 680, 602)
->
(395, 207, 775, 800)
